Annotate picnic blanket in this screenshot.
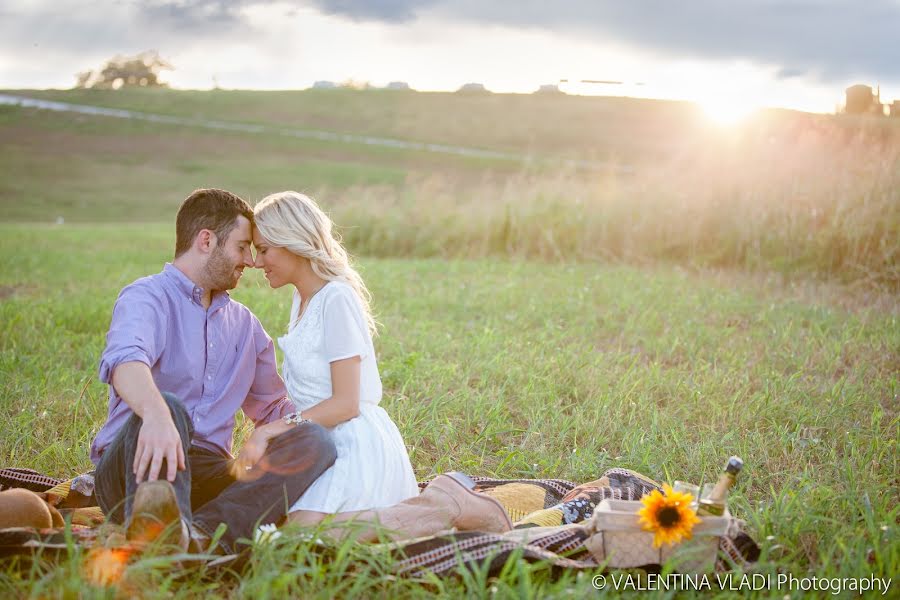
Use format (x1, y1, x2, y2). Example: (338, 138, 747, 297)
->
(0, 467, 760, 577)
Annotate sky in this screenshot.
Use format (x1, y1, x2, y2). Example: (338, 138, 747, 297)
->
(1, 0, 897, 115)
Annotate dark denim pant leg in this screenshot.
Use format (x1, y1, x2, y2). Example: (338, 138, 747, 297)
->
(188, 447, 237, 511)
(94, 393, 194, 525)
(193, 423, 337, 553)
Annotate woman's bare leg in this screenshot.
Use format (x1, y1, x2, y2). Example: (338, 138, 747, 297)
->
(286, 509, 366, 528)
(286, 510, 327, 527)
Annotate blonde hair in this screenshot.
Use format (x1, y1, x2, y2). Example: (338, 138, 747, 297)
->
(254, 191, 377, 335)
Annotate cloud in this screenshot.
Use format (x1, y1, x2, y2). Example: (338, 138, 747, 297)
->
(0, 1, 257, 57)
(776, 67, 809, 81)
(307, 0, 440, 21)
(137, 0, 303, 32)
(0, 0, 895, 90)
(139, 0, 247, 30)
(306, 0, 900, 83)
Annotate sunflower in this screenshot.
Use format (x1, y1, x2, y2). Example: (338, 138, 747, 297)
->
(637, 483, 702, 548)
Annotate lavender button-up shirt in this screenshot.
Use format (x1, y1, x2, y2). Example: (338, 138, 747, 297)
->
(90, 263, 293, 465)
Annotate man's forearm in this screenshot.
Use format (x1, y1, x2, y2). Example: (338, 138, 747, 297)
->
(111, 361, 186, 482)
(110, 361, 170, 420)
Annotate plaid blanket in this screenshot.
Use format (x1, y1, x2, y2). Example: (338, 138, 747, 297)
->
(0, 467, 760, 577)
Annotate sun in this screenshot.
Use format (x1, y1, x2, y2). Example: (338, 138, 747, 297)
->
(698, 97, 760, 126)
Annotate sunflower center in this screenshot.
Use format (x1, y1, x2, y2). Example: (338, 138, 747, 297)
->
(657, 506, 681, 528)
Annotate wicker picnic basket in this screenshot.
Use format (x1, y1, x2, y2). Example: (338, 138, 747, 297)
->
(584, 499, 741, 573)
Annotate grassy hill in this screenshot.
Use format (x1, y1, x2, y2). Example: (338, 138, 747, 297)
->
(1, 88, 898, 286)
(7, 87, 713, 163)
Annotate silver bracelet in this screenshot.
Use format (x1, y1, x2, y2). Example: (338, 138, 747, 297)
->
(283, 411, 311, 426)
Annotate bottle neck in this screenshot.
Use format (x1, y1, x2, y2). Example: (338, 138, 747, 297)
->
(708, 472, 735, 502)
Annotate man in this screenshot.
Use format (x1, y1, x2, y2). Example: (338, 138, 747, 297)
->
(91, 188, 337, 554)
(92, 187, 511, 555)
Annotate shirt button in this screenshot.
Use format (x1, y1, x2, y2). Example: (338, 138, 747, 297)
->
(207, 375, 212, 380)
(209, 343, 213, 348)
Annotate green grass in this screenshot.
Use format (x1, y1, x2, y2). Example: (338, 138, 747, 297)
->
(14, 87, 898, 164)
(3, 91, 899, 287)
(7, 87, 712, 163)
(0, 102, 442, 222)
(1, 224, 897, 597)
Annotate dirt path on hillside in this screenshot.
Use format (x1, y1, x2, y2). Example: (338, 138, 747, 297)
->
(0, 93, 633, 174)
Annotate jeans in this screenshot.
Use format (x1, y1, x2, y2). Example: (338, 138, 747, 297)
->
(94, 393, 336, 553)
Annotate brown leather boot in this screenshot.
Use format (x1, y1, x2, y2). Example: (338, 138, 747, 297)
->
(327, 472, 512, 542)
(426, 472, 513, 533)
(126, 480, 188, 551)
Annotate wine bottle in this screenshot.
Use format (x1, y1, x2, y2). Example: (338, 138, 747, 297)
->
(698, 456, 743, 516)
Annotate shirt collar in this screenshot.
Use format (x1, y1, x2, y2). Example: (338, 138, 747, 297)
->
(163, 263, 231, 308)
(163, 263, 199, 299)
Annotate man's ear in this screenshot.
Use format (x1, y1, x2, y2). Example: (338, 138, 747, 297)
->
(194, 229, 218, 254)
(195, 229, 217, 254)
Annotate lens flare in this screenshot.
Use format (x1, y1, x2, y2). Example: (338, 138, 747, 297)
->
(84, 547, 130, 586)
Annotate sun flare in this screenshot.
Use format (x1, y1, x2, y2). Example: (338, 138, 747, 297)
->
(698, 98, 760, 126)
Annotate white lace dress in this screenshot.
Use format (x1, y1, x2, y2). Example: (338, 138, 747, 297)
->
(279, 281, 419, 513)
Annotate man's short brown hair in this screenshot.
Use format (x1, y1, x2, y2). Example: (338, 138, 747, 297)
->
(174, 189, 254, 258)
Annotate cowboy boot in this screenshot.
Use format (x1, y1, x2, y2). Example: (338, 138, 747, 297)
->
(126, 480, 189, 551)
(330, 472, 513, 542)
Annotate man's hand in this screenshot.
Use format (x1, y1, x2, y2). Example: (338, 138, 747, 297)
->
(133, 412, 186, 483)
(232, 428, 272, 480)
(111, 362, 187, 483)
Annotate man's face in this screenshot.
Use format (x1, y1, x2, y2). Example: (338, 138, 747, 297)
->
(204, 216, 254, 291)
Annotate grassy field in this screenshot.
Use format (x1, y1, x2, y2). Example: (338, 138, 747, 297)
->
(2, 89, 898, 286)
(8, 87, 711, 163)
(0, 88, 898, 596)
(0, 224, 897, 597)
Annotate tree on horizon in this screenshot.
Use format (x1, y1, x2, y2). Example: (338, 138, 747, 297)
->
(75, 50, 173, 90)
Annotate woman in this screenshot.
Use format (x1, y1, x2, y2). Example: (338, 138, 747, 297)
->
(236, 191, 419, 525)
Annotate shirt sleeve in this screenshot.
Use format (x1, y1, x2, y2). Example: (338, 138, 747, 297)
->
(98, 283, 167, 385)
(241, 317, 293, 425)
(323, 286, 369, 363)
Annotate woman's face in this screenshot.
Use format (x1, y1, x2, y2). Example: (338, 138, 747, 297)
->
(252, 227, 304, 289)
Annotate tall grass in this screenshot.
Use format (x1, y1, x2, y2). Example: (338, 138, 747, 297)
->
(326, 116, 899, 287)
(3, 91, 898, 286)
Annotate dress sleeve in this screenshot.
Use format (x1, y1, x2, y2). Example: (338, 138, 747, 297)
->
(322, 286, 369, 363)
